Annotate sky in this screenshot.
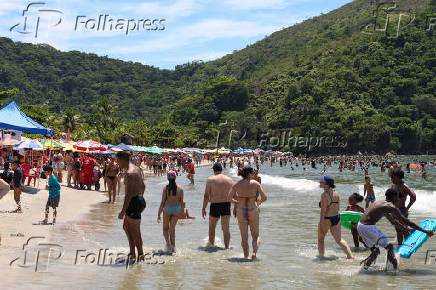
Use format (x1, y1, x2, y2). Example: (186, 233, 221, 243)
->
(0, 0, 352, 69)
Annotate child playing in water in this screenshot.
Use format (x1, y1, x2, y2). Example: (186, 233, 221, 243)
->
(179, 202, 195, 220)
(363, 175, 375, 209)
(345, 193, 365, 248)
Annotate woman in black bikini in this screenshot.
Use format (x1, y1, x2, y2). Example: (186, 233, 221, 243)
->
(105, 157, 119, 204)
(318, 175, 354, 259)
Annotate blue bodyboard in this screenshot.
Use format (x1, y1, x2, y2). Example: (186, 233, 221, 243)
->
(397, 219, 436, 259)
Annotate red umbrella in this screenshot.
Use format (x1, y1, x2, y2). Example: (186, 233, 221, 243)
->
(75, 140, 106, 151)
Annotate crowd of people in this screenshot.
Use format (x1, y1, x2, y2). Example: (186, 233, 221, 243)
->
(0, 146, 434, 267)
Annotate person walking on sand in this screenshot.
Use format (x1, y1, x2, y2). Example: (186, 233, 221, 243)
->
(157, 171, 184, 253)
(42, 165, 60, 224)
(105, 157, 120, 204)
(202, 162, 234, 248)
(11, 160, 23, 213)
(229, 163, 267, 260)
(318, 175, 354, 259)
(117, 151, 146, 263)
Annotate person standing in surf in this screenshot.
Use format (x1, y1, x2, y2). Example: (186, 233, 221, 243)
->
(157, 171, 184, 253)
(357, 188, 433, 270)
(202, 162, 234, 248)
(363, 175, 376, 209)
(186, 159, 195, 184)
(117, 151, 146, 263)
(390, 168, 416, 245)
(229, 163, 267, 260)
(345, 193, 365, 248)
(318, 175, 354, 259)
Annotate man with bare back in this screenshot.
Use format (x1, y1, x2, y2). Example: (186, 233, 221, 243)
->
(117, 151, 146, 263)
(357, 188, 433, 270)
(390, 168, 416, 245)
(202, 162, 234, 248)
(229, 163, 267, 260)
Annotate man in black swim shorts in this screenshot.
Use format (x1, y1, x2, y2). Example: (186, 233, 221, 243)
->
(117, 151, 146, 263)
(202, 162, 234, 248)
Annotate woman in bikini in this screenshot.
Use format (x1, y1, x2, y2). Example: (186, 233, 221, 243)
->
(105, 158, 119, 203)
(157, 171, 184, 253)
(318, 175, 354, 259)
(230, 164, 267, 260)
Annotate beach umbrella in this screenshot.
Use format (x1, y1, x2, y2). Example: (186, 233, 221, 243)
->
(14, 140, 44, 150)
(75, 140, 106, 151)
(41, 139, 62, 149)
(1, 139, 21, 146)
(114, 143, 134, 151)
(144, 146, 163, 154)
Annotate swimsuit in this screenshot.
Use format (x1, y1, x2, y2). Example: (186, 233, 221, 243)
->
(125, 195, 146, 219)
(367, 195, 376, 203)
(164, 205, 181, 215)
(241, 207, 255, 219)
(210, 202, 231, 218)
(325, 215, 341, 226)
(163, 188, 182, 216)
(399, 207, 409, 218)
(320, 190, 340, 226)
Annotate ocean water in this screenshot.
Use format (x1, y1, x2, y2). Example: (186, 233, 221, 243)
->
(3, 156, 436, 289)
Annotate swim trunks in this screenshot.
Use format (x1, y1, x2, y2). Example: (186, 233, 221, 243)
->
(399, 207, 409, 218)
(357, 222, 390, 248)
(125, 195, 146, 219)
(367, 195, 376, 203)
(210, 202, 231, 218)
(46, 195, 60, 207)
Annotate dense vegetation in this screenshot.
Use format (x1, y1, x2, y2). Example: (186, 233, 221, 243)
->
(0, 0, 435, 154)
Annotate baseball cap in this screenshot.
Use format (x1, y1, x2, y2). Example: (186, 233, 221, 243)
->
(318, 175, 335, 188)
(212, 162, 223, 171)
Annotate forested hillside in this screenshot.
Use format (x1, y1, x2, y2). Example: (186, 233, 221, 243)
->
(0, 0, 435, 153)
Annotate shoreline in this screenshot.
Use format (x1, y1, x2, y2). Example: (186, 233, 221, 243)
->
(0, 176, 107, 263)
(0, 159, 214, 247)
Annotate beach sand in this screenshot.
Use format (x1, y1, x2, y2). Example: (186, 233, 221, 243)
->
(0, 160, 213, 251)
(0, 181, 107, 255)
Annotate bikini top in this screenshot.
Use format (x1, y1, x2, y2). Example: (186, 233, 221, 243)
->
(166, 186, 182, 196)
(319, 190, 339, 208)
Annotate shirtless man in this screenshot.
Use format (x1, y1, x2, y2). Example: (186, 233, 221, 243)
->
(390, 168, 416, 245)
(363, 175, 375, 209)
(229, 164, 267, 260)
(357, 188, 433, 270)
(117, 151, 146, 263)
(202, 162, 234, 248)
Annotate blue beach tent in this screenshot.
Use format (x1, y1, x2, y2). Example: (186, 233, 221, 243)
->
(0, 101, 53, 136)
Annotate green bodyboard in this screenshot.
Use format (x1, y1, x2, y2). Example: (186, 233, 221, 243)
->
(340, 211, 363, 230)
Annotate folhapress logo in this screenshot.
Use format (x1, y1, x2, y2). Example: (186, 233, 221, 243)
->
(9, 2, 63, 38)
(9, 1, 166, 38)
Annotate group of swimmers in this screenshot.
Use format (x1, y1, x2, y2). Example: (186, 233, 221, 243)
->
(318, 167, 434, 270)
(115, 150, 267, 263)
